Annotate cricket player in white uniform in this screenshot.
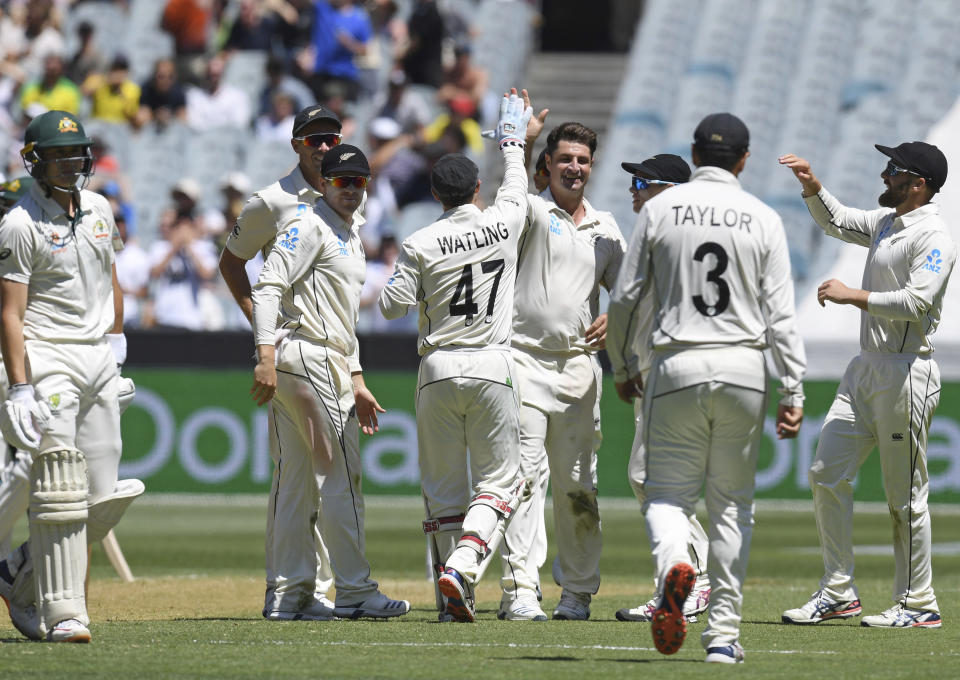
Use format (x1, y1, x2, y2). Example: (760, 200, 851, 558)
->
(608, 114, 806, 663)
(780, 142, 954, 629)
(0, 111, 143, 642)
(611, 154, 712, 624)
(250, 144, 408, 620)
(378, 91, 531, 622)
(221, 104, 351, 620)
(0, 178, 33, 557)
(480, 110, 624, 622)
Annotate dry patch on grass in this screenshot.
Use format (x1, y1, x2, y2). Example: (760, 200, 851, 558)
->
(84, 575, 649, 623)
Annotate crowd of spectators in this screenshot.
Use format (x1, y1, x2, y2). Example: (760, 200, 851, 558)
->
(0, 0, 504, 334)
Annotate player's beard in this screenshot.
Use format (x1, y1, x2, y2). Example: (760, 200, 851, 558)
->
(878, 181, 909, 208)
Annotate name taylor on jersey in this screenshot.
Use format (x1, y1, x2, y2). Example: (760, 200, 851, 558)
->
(436, 222, 511, 255)
(670, 204, 754, 233)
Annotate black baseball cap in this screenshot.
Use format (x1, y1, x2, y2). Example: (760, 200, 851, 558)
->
(694, 113, 749, 152)
(621, 154, 691, 183)
(320, 144, 370, 176)
(431, 153, 479, 203)
(292, 104, 342, 135)
(875, 141, 947, 192)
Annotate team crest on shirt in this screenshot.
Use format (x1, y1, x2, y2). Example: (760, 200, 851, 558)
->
(336, 234, 349, 256)
(278, 226, 299, 251)
(924, 249, 942, 273)
(92, 220, 110, 240)
(548, 214, 563, 236)
(48, 393, 61, 410)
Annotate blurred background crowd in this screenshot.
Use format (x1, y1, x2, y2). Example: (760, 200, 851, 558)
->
(0, 0, 534, 332)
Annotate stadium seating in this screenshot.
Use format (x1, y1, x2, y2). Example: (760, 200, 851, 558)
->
(590, 0, 960, 290)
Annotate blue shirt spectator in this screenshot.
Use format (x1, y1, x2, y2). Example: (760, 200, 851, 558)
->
(311, 0, 371, 81)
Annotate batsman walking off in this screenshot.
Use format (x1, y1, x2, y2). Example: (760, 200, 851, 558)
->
(780, 141, 955, 629)
(0, 111, 143, 642)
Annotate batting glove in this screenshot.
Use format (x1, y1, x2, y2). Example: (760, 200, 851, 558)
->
(0, 384, 51, 451)
(106, 332, 127, 367)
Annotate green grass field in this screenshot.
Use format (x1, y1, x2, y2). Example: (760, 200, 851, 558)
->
(3, 496, 959, 678)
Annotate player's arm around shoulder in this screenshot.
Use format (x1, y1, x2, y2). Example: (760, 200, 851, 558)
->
(379, 237, 420, 320)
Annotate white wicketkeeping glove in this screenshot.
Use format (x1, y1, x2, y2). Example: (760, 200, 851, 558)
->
(106, 332, 127, 367)
(482, 92, 533, 148)
(0, 384, 51, 451)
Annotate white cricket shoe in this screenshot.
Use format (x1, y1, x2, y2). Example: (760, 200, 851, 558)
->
(706, 642, 745, 663)
(782, 590, 862, 624)
(861, 602, 942, 628)
(0, 543, 42, 640)
(47, 618, 91, 643)
(498, 591, 547, 621)
(616, 585, 710, 622)
(552, 590, 591, 620)
(333, 591, 410, 619)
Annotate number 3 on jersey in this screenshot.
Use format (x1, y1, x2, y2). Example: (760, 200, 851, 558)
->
(692, 241, 730, 317)
(450, 258, 505, 326)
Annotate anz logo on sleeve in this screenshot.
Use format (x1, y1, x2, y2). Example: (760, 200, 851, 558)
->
(548, 214, 563, 236)
(279, 227, 299, 251)
(924, 249, 942, 274)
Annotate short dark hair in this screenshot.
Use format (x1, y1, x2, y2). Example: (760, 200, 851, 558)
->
(695, 147, 745, 172)
(545, 122, 597, 157)
(436, 186, 475, 208)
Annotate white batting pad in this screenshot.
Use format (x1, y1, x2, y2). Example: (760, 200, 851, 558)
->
(29, 447, 89, 634)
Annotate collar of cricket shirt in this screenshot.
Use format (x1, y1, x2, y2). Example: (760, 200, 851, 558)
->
(314, 195, 358, 235)
(28, 180, 87, 227)
(542, 187, 601, 230)
(897, 201, 940, 229)
(689, 165, 742, 188)
(440, 203, 481, 222)
(291, 165, 323, 203)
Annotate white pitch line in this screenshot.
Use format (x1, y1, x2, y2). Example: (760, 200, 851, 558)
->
(192, 639, 842, 655)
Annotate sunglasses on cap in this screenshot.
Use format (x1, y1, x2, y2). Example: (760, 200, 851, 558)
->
(325, 176, 369, 189)
(632, 176, 675, 191)
(295, 133, 343, 148)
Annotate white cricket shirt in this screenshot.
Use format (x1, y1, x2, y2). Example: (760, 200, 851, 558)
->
(805, 188, 957, 355)
(252, 198, 366, 371)
(0, 183, 121, 342)
(378, 146, 527, 354)
(608, 166, 806, 405)
(511, 189, 625, 357)
(226, 164, 365, 335)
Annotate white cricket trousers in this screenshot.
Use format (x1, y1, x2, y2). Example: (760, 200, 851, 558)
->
(266, 335, 378, 612)
(263, 400, 334, 613)
(642, 347, 766, 650)
(416, 347, 522, 586)
(493, 348, 602, 596)
(812, 352, 939, 612)
(628, 392, 709, 594)
(28, 339, 121, 501)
